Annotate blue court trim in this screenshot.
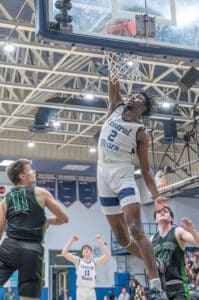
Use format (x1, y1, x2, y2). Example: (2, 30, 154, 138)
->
(100, 196, 119, 207)
(118, 188, 135, 200)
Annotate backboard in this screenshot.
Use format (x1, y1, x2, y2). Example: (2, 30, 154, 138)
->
(34, 0, 199, 60)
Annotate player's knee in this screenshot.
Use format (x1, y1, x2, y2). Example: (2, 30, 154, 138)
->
(114, 233, 130, 248)
(128, 221, 144, 241)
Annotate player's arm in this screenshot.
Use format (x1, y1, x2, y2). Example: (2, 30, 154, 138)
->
(61, 235, 78, 264)
(137, 129, 168, 210)
(35, 187, 69, 226)
(176, 218, 199, 247)
(106, 54, 123, 119)
(96, 234, 111, 264)
(0, 199, 6, 239)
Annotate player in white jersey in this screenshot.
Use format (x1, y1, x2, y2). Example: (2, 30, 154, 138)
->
(97, 72, 169, 299)
(61, 234, 110, 300)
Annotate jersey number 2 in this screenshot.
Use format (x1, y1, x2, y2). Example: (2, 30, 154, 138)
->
(108, 129, 117, 142)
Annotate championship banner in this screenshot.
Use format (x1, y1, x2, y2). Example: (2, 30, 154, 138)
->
(57, 175, 77, 207)
(37, 174, 56, 197)
(3, 271, 18, 288)
(78, 176, 97, 208)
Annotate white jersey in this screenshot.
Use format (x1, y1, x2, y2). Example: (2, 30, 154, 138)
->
(98, 105, 144, 164)
(74, 256, 100, 288)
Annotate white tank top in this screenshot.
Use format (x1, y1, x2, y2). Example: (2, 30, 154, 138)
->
(98, 105, 144, 164)
(74, 256, 100, 288)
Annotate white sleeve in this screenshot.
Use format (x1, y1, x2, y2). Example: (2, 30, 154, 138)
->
(73, 255, 80, 267)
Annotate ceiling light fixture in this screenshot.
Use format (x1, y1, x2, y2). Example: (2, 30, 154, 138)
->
(126, 60, 134, 67)
(3, 43, 15, 53)
(53, 120, 61, 128)
(89, 147, 96, 153)
(162, 102, 171, 108)
(84, 93, 94, 100)
(28, 142, 35, 148)
(0, 160, 14, 167)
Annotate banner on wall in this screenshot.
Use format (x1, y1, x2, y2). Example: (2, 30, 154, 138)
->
(78, 177, 97, 208)
(37, 174, 56, 197)
(0, 185, 12, 200)
(3, 271, 18, 288)
(57, 175, 77, 207)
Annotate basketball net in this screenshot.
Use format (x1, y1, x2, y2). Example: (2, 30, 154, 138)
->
(104, 51, 141, 84)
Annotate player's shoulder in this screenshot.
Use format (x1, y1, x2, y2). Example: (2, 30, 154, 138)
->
(175, 225, 187, 238)
(35, 186, 49, 194)
(137, 127, 148, 142)
(108, 102, 124, 115)
(174, 226, 186, 249)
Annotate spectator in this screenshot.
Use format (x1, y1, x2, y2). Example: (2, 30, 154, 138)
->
(130, 279, 138, 299)
(118, 287, 130, 300)
(3, 287, 17, 300)
(134, 284, 142, 300)
(189, 273, 199, 300)
(58, 288, 69, 300)
(141, 292, 148, 300)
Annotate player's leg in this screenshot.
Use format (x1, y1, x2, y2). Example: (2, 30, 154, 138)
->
(98, 164, 135, 248)
(106, 202, 160, 278)
(18, 241, 44, 300)
(166, 283, 189, 300)
(0, 261, 16, 287)
(88, 288, 96, 300)
(112, 165, 158, 279)
(106, 212, 141, 257)
(98, 164, 143, 257)
(123, 203, 168, 299)
(76, 287, 90, 300)
(123, 203, 158, 279)
(0, 238, 18, 287)
(112, 167, 167, 298)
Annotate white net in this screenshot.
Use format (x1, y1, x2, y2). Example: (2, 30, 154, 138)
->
(104, 51, 142, 84)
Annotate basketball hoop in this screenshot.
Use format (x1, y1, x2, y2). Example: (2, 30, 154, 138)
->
(103, 18, 142, 84)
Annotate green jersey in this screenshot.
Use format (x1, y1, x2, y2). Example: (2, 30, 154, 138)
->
(152, 227, 190, 299)
(6, 185, 46, 243)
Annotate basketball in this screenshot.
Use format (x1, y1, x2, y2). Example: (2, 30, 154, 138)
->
(102, 18, 136, 37)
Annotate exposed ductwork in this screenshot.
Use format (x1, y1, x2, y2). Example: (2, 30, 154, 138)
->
(28, 97, 64, 133)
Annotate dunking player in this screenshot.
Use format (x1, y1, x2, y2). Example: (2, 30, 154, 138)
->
(61, 234, 110, 300)
(0, 159, 69, 300)
(97, 64, 168, 299)
(152, 205, 199, 300)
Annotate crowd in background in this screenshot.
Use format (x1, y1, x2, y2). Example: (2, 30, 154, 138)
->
(103, 249, 199, 300)
(128, 250, 199, 300)
(186, 250, 199, 299)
